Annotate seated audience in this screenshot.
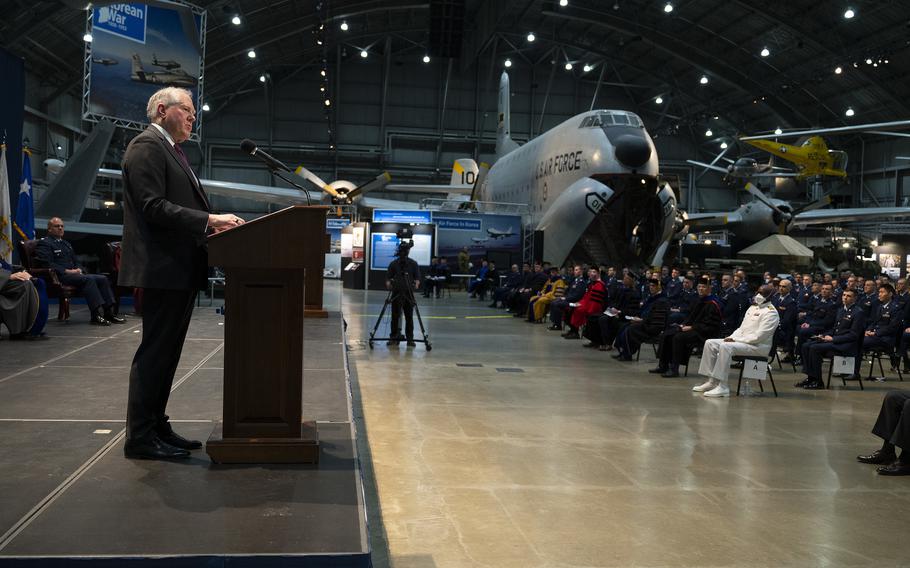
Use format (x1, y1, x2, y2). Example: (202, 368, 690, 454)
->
(467, 259, 490, 298)
(667, 275, 697, 325)
(614, 278, 669, 360)
(693, 284, 779, 397)
(719, 273, 747, 336)
(772, 279, 798, 361)
(795, 289, 865, 390)
(489, 263, 522, 309)
(585, 272, 640, 350)
(857, 390, 910, 475)
(649, 277, 721, 378)
(510, 262, 546, 317)
(34, 217, 124, 325)
(548, 265, 586, 330)
(528, 267, 566, 322)
(563, 267, 606, 340)
(793, 283, 837, 363)
(854, 283, 903, 377)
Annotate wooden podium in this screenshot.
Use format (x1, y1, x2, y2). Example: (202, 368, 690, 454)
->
(205, 205, 329, 464)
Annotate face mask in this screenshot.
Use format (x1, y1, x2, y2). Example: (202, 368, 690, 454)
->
(754, 294, 766, 305)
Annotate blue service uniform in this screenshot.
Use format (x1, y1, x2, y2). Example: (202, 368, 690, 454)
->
(855, 300, 904, 373)
(801, 303, 866, 382)
(34, 236, 116, 315)
(664, 277, 682, 303)
(548, 275, 587, 327)
(719, 286, 746, 336)
(667, 287, 697, 325)
(772, 292, 798, 355)
(795, 296, 838, 356)
(857, 291, 879, 319)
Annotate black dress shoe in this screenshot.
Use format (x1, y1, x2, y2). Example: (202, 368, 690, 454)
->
(857, 449, 897, 465)
(547, 325, 562, 331)
(613, 354, 633, 361)
(406, 340, 417, 347)
(124, 437, 190, 460)
(877, 462, 910, 476)
(563, 331, 580, 339)
(648, 367, 667, 374)
(661, 370, 680, 378)
(158, 431, 203, 450)
(104, 313, 126, 324)
(793, 377, 812, 388)
(90, 315, 111, 326)
(803, 380, 825, 390)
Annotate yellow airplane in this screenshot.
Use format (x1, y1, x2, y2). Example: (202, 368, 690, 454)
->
(740, 136, 847, 180)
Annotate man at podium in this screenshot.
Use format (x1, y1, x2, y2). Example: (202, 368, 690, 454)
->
(119, 86, 245, 461)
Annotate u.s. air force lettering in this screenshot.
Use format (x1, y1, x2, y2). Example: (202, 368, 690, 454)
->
(535, 151, 584, 180)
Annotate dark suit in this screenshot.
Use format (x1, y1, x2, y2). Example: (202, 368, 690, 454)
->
(801, 303, 865, 381)
(120, 125, 211, 444)
(657, 295, 722, 369)
(35, 236, 115, 314)
(873, 390, 910, 450)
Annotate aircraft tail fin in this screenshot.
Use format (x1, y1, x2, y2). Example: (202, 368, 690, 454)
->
(496, 72, 520, 157)
(131, 53, 146, 80)
(450, 158, 478, 186)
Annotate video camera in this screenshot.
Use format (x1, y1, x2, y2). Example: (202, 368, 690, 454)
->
(394, 227, 414, 257)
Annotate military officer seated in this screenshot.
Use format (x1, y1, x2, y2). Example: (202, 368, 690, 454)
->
(795, 289, 865, 390)
(34, 218, 125, 326)
(793, 283, 838, 364)
(853, 283, 903, 377)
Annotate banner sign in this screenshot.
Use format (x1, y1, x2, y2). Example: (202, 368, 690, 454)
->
(372, 210, 432, 224)
(93, 4, 148, 43)
(434, 217, 482, 231)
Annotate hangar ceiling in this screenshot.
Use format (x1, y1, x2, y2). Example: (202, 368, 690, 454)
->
(2, 0, 909, 138)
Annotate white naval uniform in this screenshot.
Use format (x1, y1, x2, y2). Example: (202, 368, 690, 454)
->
(698, 301, 780, 386)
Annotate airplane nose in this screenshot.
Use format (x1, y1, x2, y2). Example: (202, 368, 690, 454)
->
(614, 134, 652, 169)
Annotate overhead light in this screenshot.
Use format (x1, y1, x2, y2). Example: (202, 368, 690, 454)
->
(259, 74, 266, 83)
(583, 64, 592, 72)
(83, 33, 93, 42)
(834, 66, 843, 74)
(231, 15, 241, 25)
(423, 54, 430, 63)
(844, 7, 855, 19)
(842, 241, 850, 249)
(865, 57, 873, 65)
(320, 85, 325, 92)
(247, 49, 256, 58)
(565, 62, 573, 70)
(340, 20, 348, 31)
(705, 129, 713, 137)
(559, 0, 568, 6)
(845, 107, 855, 117)
(871, 240, 879, 247)
(720, 141, 728, 149)
(699, 75, 708, 85)
(201, 103, 210, 111)
(324, 99, 331, 106)
(320, 69, 326, 77)
(663, 2, 673, 13)
(713, 115, 719, 120)
(504, 58, 512, 68)
(527, 32, 535, 42)
(760, 47, 770, 57)
(704, 239, 712, 245)
(654, 96, 663, 104)
(56, 144, 62, 150)
(360, 49, 368, 58)
(774, 127, 782, 135)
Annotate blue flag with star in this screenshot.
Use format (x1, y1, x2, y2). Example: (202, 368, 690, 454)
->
(14, 148, 34, 241)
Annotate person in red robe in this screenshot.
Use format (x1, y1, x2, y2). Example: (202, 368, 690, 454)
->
(563, 267, 607, 339)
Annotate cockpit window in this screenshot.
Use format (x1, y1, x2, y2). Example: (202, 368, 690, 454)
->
(578, 111, 643, 129)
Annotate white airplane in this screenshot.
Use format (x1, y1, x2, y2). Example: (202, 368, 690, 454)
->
(469, 72, 677, 268)
(471, 237, 489, 243)
(486, 226, 515, 239)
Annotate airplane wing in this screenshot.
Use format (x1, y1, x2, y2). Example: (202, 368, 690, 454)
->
(790, 207, 910, 227)
(99, 168, 324, 205)
(684, 211, 743, 230)
(686, 160, 727, 174)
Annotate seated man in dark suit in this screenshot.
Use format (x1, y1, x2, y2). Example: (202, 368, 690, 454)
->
(853, 283, 903, 377)
(614, 278, 669, 360)
(857, 390, 910, 475)
(649, 277, 722, 377)
(35, 217, 124, 325)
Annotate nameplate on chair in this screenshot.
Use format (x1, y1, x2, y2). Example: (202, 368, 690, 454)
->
(742, 359, 768, 380)
(831, 356, 855, 375)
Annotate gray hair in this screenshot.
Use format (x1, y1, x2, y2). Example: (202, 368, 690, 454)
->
(146, 87, 193, 122)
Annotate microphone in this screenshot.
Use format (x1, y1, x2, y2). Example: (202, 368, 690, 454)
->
(240, 139, 291, 172)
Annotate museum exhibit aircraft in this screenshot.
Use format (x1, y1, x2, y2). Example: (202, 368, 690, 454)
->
(130, 53, 197, 88)
(468, 72, 677, 268)
(485, 226, 515, 239)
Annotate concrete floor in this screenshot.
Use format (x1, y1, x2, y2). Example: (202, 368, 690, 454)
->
(343, 285, 910, 568)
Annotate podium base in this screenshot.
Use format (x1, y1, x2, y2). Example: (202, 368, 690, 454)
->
(206, 421, 320, 464)
(305, 305, 329, 318)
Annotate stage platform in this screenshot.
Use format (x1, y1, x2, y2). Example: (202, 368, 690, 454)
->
(0, 299, 369, 567)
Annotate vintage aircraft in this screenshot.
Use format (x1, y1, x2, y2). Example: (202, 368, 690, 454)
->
(131, 54, 196, 88)
(92, 57, 118, 66)
(151, 54, 182, 70)
(686, 156, 798, 180)
(468, 72, 677, 268)
(486, 226, 515, 239)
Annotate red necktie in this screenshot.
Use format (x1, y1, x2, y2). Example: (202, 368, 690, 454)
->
(173, 143, 192, 171)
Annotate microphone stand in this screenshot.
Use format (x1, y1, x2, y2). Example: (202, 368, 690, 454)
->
(269, 167, 313, 206)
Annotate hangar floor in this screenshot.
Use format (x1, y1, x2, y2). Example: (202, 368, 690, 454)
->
(344, 284, 910, 568)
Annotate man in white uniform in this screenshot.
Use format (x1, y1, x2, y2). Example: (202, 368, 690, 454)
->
(694, 284, 779, 397)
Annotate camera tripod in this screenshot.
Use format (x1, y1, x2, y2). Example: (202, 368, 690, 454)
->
(368, 271, 432, 351)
